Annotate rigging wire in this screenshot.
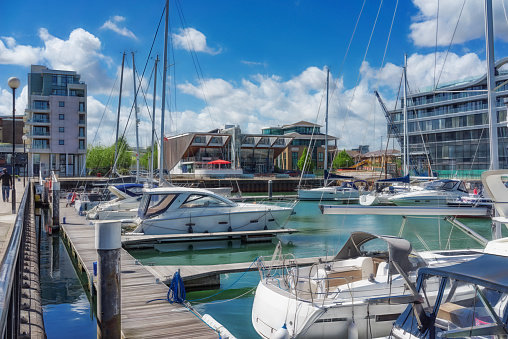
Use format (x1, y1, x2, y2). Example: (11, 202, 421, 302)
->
(433, 0, 440, 90)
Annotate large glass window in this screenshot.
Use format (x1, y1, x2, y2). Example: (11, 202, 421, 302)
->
(143, 194, 178, 218)
(180, 194, 233, 208)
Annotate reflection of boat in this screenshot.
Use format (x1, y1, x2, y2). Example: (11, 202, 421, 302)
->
(298, 181, 362, 201)
(130, 186, 295, 235)
(388, 179, 468, 206)
(251, 232, 482, 339)
(86, 183, 147, 220)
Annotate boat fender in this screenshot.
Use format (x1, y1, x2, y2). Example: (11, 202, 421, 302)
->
(348, 320, 358, 339)
(272, 323, 289, 339)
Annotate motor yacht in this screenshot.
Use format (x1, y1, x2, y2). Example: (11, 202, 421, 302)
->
(388, 179, 468, 206)
(298, 181, 362, 202)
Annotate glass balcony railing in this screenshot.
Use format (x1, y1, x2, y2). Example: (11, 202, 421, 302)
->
(27, 118, 50, 123)
(31, 144, 49, 149)
(78, 120, 86, 124)
(32, 131, 50, 136)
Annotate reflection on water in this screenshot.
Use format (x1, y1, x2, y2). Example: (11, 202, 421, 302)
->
(39, 208, 96, 338)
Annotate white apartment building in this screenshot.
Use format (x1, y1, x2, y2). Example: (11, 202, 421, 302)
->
(24, 65, 87, 177)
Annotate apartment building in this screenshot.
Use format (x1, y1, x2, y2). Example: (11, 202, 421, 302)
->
(388, 58, 508, 176)
(24, 65, 87, 177)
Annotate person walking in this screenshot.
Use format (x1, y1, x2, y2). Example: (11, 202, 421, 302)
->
(0, 168, 12, 202)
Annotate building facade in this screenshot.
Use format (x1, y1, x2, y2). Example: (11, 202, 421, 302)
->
(262, 121, 338, 172)
(388, 58, 508, 176)
(0, 116, 26, 175)
(24, 65, 87, 177)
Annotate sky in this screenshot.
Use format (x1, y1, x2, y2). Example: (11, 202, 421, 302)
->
(1, 0, 508, 151)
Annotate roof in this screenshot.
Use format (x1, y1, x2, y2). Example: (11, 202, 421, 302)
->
(281, 120, 322, 128)
(418, 254, 508, 293)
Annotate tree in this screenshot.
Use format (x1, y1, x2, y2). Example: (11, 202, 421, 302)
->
(86, 136, 133, 175)
(140, 144, 158, 170)
(297, 148, 315, 172)
(332, 149, 354, 169)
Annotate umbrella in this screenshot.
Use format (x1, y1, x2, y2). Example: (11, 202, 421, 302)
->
(208, 159, 231, 165)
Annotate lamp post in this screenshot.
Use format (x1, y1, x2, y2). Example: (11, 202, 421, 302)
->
(8, 77, 20, 214)
(22, 134, 27, 187)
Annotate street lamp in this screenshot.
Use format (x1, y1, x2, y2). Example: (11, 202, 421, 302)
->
(8, 77, 20, 214)
(22, 134, 27, 187)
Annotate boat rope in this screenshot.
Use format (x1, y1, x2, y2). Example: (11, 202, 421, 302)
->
(181, 302, 223, 338)
(167, 270, 186, 303)
(191, 287, 256, 306)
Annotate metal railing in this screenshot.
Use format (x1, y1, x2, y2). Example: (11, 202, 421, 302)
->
(0, 183, 31, 338)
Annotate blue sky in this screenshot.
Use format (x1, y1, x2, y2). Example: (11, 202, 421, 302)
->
(1, 0, 508, 150)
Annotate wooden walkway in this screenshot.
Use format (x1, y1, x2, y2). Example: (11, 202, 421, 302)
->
(60, 206, 219, 338)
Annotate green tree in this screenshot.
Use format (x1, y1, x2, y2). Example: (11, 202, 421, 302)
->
(86, 136, 133, 175)
(140, 144, 158, 170)
(297, 148, 315, 172)
(332, 149, 354, 169)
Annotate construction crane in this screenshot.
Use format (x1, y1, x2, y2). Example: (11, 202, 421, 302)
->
(374, 91, 403, 148)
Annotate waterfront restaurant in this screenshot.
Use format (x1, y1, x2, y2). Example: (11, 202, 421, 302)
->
(163, 125, 294, 178)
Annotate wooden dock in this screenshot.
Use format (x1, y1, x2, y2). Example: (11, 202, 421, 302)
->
(60, 206, 220, 338)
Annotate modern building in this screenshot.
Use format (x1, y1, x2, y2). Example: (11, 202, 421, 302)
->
(262, 121, 338, 171)
(388, 58, 508, 176)
(24, 65, 87, 177)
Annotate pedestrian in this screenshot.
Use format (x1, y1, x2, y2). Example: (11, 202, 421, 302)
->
(0, 168, 12, 202)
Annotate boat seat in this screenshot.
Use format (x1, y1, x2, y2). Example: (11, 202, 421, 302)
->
(326, 257, 374, 288)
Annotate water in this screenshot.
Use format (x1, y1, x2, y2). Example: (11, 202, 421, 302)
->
(38, 200, 495, 338)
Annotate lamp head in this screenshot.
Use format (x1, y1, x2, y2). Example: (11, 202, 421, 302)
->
(8, 77, 20, 90)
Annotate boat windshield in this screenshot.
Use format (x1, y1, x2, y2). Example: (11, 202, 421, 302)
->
(424, 180, 458, 191)
(422, 277, 507, 337)
(142, 193, 179, 218)
(180, 194, 234, 208)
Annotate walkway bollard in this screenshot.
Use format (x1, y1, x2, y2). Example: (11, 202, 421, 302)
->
(52, 182, 60, 226)
(268, 180, 273, 200)
(95, 220, 121, 339)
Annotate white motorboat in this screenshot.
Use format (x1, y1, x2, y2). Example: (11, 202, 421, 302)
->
(360, 175, 415, 206)
(388, 179, 468, 206)
(298, 181, 362, 201)
(86, 183, 147, 220)
(130, 186, 295, 235)
(251, 232, 482, 339)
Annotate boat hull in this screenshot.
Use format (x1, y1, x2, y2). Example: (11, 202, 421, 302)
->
(298, 188, 360, 201)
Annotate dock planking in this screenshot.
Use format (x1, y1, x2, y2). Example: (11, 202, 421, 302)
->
(60, 206, 219, 338)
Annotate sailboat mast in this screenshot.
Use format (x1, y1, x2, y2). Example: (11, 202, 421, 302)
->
(403, 54, 409, 176)
(113, 52, 126, 175)
(159, 0, 169, 184)
(485, 0, 498, 170)
(150, 56, 159, 186)
(132, 52, 140, 183)
(324, 68, 330, 172)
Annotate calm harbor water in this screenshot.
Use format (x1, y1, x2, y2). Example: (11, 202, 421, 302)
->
(40, 199, 495, 338)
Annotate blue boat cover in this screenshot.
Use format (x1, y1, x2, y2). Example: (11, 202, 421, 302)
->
(418, 254, 508, 293)
(376, 174, 410, 183)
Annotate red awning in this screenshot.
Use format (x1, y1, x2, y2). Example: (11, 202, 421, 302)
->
(207, 159, 231, 165)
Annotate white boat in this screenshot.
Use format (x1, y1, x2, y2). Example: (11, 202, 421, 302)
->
(360, 175, 414, 206)
(298, 181, 362, 201)
(86, 183, 146, 220)
(251, 232, 482, 339)
(388, 179, 468, 206)
(130, 186, 295, 235)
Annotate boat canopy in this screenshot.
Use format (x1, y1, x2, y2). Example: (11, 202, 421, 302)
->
(325, 170, 354, 180)
(334, 232, 418, 275)
(109, 183, 146, 199)
(418, 254, 508, 293)
(376, 174, 410, 184)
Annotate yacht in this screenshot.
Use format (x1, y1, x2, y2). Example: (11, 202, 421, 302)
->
(360, 175, 415, 206)
(129, 186, 296, 235)
(298, 181, 362, 201)
(388, 179, 468, 206)
(86, 183, 146, 220)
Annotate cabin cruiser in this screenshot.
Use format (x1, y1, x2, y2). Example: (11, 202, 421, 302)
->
(129, 186, 295, 235)
(251, 232, 482, 339)
(388, 179, 468, 206)
(360, 175, 416, 206)
(298, 181, 362, 201)
(86, 183, 147, 220)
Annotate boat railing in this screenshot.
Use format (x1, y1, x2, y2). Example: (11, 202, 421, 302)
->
(0, 183, 32, 337)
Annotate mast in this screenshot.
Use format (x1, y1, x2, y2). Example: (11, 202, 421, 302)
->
(403, 54, 409, 176)
(324, 68, 330, 172)
(113, 52, 126, 175)
(150, 56, 159, 186)
(132, 52, 140, 183)
(159, 0, 169, 184)
(485, 0, 498, 171)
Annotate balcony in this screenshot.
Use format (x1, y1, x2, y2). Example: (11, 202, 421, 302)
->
(78, 133, 86, 138)
(30, 144, 50, 150)
(27, 131, 51, 139)
(25, 118, 51, 125)
(78, 120, 86, 125)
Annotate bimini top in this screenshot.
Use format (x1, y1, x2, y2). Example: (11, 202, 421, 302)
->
(109, 183, 147, 199)
(334, 231, 418, 275)
(376, 174, 410, 184)
(418, 253, 508, 294)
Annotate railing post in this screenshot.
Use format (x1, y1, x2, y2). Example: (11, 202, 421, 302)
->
(52, 182, 60, 227)
(95, 220, 121, 339)
(268, 180, 273, 200)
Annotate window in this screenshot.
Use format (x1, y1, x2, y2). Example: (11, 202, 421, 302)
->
(59, 127, 64, 132)
(180, 194, 233, 208)
(59, 114, 65, 120)
(142, 194, 178, 218)
(318, 152, 324, 162)
(79, 140, 85, 149)
(79, 102, 85, 111)
(59, 101, 65, 107)
(292, 152, 299, 170)
(79, 127, 85, 137)
(59, 140, 64, 145)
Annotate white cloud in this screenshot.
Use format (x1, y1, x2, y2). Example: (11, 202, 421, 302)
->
(0, 37, 42, 66)
(172, 28, 220, 55)
(410, 0, 508, 47)
(100, 16, 137, 40)
(0, 85, 27, 117)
